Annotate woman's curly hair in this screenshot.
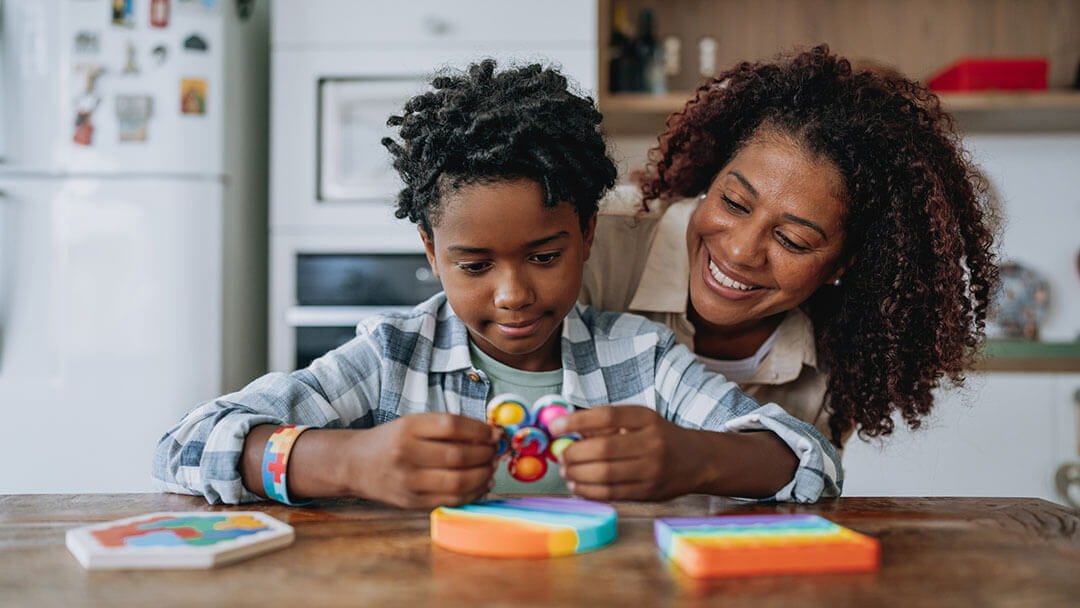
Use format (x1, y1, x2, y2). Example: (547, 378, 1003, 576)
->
(640, 45, 999, 445)
(382, 59, 617, 235)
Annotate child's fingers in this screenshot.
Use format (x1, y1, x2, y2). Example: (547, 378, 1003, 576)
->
(546, 405, 657, 437)
(556, 433, 643, 467)
(566, 479, 653, 502)
(410, 439, 497, 469)
(407, 463, 495, 498)
(409, 412, 501, 444)
(561, 456, 654, 485)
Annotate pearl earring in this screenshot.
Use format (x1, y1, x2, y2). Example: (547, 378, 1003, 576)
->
(832, 277, 842, 287)
(699, 193, 707, 200)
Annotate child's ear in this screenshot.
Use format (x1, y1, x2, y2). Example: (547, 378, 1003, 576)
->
(419, 225, 440, 278)
(581, 213, 597, 262)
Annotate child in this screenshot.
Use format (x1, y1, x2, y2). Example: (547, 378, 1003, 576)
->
(152, 60, 841, 508)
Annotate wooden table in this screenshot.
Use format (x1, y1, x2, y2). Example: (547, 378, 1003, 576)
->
(2, 494, 1079, 606)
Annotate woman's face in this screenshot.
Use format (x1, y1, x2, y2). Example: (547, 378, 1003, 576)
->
(686, 131, 848, 333)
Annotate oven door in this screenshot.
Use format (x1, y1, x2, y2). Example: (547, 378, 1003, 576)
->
(270, 231, 442, 371)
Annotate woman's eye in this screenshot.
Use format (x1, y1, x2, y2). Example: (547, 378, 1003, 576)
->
(775, 231, 810, 252)
(721, 195, 748, 214)
(458, 262, 490, 274)
(531, 252, 561, 265)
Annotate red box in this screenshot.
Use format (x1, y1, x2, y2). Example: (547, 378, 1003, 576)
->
(928, 58, 1048, 92)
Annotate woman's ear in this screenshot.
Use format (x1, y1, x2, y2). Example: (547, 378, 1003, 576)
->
(419, 225, 440, 279)
(826, 260, 850, 287)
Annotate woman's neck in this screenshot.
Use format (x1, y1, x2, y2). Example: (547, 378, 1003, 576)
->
(689, 309, 785, 360)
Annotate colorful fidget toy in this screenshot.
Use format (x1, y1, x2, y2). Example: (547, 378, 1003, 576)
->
(486, 393, 579, 482)
(431, 497, 617, 558)
(655, 514, 880, 578)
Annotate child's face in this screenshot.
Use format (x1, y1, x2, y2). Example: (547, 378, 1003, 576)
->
(421, 178, 595, 372)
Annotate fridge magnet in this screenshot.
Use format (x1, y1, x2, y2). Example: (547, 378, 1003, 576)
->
(111, 0, 134, 28)
(72, 64, 104, 146)
(149, 0, 170, 28)
(151, 44, 168, 66)
(122, 41, 139, 74)
(116, 95, 154, 142)
(73, 31, 100, 55)
(183, 33, 209, 52)
(180, 78, 207, 115)
(73, 104, 97, 146)
(66, 512, 294, 570)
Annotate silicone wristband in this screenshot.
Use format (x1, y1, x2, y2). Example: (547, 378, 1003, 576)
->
(260, 425, 313, 505)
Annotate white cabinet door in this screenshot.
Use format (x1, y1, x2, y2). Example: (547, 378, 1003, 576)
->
(843, 372, 1080, 506)
(272, 0, 595, 47)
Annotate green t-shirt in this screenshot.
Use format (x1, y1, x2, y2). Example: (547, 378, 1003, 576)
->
(469, 342, 570, 494)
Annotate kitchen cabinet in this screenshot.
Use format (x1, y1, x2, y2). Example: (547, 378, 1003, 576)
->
(843, 372, 1080, 508)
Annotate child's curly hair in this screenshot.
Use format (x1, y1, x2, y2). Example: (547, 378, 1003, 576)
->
(640, 45, 999, 445)
(382, 59, 617, 236)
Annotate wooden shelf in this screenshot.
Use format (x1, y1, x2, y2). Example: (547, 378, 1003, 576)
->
(974, 340, 1080, 373)
(599, 90, 1080, 133)
(597, 0, 1080, 134)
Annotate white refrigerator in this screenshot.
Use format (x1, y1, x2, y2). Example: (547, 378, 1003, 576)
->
(0, 0, 269, 492)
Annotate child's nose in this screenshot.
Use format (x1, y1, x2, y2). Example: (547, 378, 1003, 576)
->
(493, 271, 535, 310)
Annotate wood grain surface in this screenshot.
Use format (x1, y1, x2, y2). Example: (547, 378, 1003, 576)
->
(1, 494, 1078, 606)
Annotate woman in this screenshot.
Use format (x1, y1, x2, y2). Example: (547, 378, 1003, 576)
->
(582, 45, 998, 446)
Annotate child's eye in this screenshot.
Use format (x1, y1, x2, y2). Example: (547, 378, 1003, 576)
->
(530, 252, 561, 265)
(457, 262, 491, 275)
(721, 195, 749, 214)
(775, 231, 810, 252)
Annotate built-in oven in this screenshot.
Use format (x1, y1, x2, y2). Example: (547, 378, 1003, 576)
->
(291, 253, 442, 369)
(270, 231, 442, 371)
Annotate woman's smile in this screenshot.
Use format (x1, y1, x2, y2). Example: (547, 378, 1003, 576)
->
(706, 256, 765, 294)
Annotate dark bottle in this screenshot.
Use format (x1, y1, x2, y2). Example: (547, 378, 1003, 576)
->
(632, 8, 659, 93)
(608, 3, 637, 92)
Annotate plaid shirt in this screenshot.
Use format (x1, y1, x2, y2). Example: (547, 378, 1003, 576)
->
(153, 293, 842, 504)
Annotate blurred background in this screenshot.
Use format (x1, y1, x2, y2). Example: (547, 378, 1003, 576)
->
(1, 0, 1078, 507)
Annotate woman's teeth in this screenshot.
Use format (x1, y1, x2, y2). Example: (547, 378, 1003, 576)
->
(709, 259, 756, 291)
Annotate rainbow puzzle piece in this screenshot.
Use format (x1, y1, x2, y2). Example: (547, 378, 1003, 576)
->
(655, 514, 880, 578)
(431, 497, 617, 558)
(66, 511, 294, 569)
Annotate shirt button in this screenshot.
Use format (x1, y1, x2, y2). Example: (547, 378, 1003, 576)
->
(467, 372, 481, 382)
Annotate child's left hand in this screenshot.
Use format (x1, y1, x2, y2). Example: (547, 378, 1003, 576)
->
(546, 405, 717, 501)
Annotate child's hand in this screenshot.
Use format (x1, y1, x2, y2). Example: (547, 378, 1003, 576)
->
(345, 413, 501, 509)
(547, 405, 714, 501)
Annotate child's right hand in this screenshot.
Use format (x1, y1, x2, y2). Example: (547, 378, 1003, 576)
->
(344, 413, 501, 509)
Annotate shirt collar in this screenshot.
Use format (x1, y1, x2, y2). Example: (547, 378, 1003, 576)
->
(429, 297, 476, 373)
(428, 298, 604, 407)
(627, 197, 696, 314)
(746, 307, 818, 384)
